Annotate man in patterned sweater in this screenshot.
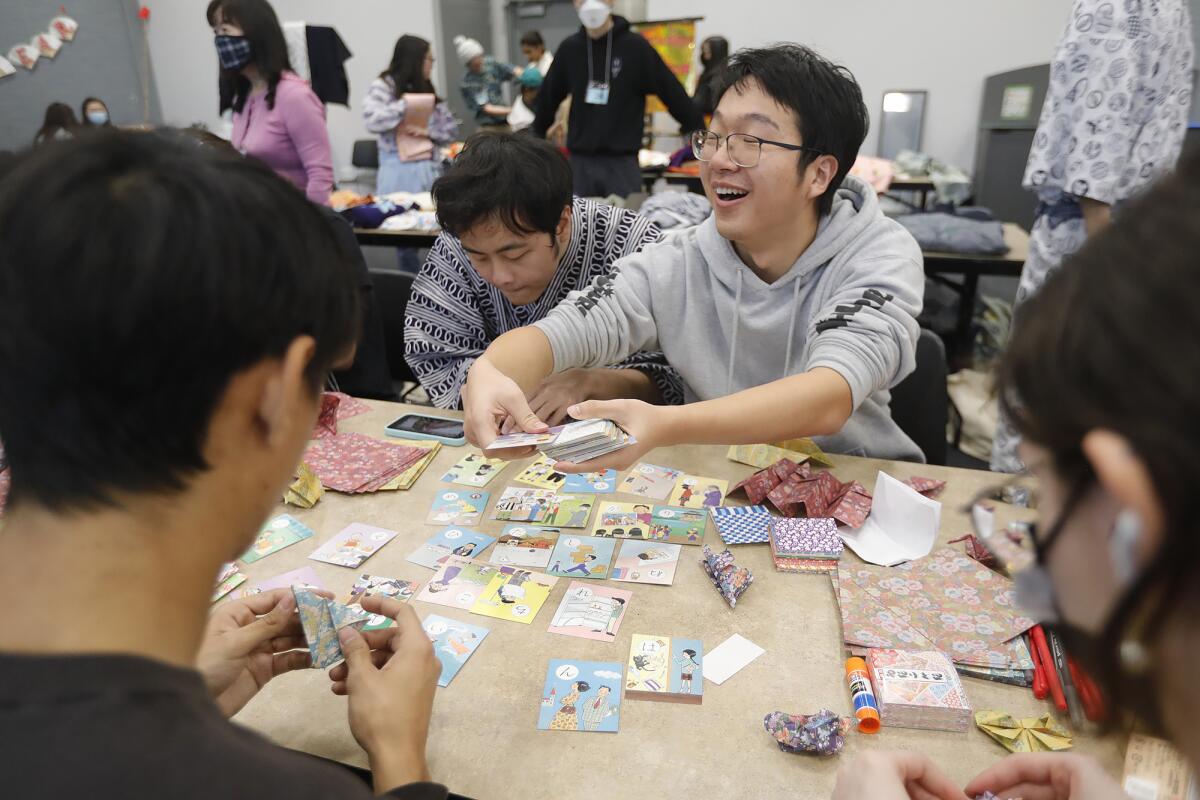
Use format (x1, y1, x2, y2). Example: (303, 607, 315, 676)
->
(404, 133, 682, 422)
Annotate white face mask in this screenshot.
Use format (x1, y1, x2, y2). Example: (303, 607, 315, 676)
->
(578, 0, 611, 30)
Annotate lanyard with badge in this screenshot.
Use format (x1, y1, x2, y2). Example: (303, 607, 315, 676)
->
(585, 29, 613, 105)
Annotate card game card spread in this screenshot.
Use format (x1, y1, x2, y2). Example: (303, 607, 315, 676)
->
(866, 649, 973, 733)
(294, 587, 372, 669)
(423, 614, 489, 686)
(417, 557, 497, 610)
(701, 545, 753, 608)
(406, 526, 495, 569)
(618, 463, 681, 500)
(304, 433, 430, 493)
(610, 539, 682, 585)
(547, 582, 632, 641)
(591, 501, 706, 545)
(348, 574, 422, 605)
(561, 469, 618, 494)
(427, 489, 490, 526)
(625, 634, 703, 703)
(235, 566, 326, 598)
(491, 487, 556, 524)
(441, 452, 507, 487)
(309, 523, 399, 569)
(240, 514, 317, 564)
(471, 565, 558, 624)
(489, 525, 563, 569)
(514, 455, 567, 491)
(770, 517, 843, 559)
(546, 535, 617, 580)
(538, 659, 624, 732)
(710, 505, 773, 545)
(543, 494, 595, 528)
(668, 475, 729, 509)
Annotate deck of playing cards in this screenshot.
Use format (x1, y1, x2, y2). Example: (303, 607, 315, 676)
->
(487, 419, 633, 464)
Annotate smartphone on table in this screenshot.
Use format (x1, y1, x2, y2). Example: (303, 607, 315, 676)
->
(385, 413, 466, 446)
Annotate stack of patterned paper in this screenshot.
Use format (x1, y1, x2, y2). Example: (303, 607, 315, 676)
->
(770, 517, 842, 573)
(866, 649, 973, 732)
(302, 433, 433, 493)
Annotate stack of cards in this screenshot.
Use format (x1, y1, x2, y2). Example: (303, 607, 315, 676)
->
(866, 649, 973, 732)
(487, 419, 633, 464)
(710, 505, 772, 545)
(770, 517, 842, 573)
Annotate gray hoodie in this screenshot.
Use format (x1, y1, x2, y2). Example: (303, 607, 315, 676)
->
(533, 175, 925, 462)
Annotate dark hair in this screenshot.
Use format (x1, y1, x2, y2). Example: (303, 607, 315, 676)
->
(683, 648, 697, 658)
(80, 97, 111, 126)
(700, 36, 729, 69)
(714, 44, 869, 216)
(520, 30, 545, 48)
(997, 151, 1200, 735)
(433, 132, 572, 241)
(575, 680, 590, 692)
(0, 129, 359, 513)
(33, 102, 78, 145)
(612, 597, 625, 606)
(381, 35, 437, 100)
(206, 0, 292, 111)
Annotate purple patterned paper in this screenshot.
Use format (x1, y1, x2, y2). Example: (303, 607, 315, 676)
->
(771, 517, 842, 559)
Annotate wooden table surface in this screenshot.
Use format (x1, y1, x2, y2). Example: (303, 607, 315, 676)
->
(233, 400, 1123, 799)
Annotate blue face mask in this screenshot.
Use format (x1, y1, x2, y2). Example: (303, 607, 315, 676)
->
(215, 34, 253, 71)
(86, 110, 109, 125)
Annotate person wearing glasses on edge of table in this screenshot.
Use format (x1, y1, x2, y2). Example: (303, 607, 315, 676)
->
(833, 153, 1200, 800)
(459, 44, 926, 470)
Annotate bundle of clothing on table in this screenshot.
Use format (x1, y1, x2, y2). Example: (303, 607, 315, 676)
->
(329, 189, 439, 231)
(894, 206, 1007, 255)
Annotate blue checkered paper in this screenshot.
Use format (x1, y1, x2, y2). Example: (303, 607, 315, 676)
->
(709, 505, 773, 545)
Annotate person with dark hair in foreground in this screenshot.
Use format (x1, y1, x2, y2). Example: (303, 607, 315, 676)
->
(404, 132, 682, 421)
(207, 0, 334, 204)
(33, 102, 78, 145)
(834, 152, 1200, 800)
(462, 44, 923, 464)
(0, 130, 449, 799)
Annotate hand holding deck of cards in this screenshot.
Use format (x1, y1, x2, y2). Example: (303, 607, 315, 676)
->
(486, 419, 635, 464)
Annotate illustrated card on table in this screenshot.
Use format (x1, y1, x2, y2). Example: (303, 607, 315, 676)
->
(406, 526, 495, 569)
(491, 486, 556, 524)
(489, 525, 563, 569)
(561, 469, 618, 494)
(625, 634, 704, 704)
(546, 534, 617, 580)
(212, 564, 247, 602)
(470, 564, 558, 624)
(240, 514, 316, 563)
(426, 489, 490, 526)
(235, 566, 326, 598)
(668, 475, 729, 509)
(618, 463, 681, 500)
(423, 614, 489, 686)
(591, 501, 707, 545)
(347, 574, 422, 631)
(416, 556, 499, 610)
(547, 582, 632, 641)
(441, 452, 507, 487)
(514, 455, 567, 491)
(543, 494, 595, 528)
(610, 540, 682, 585)
(309, 523, 398, 569)
(538, 659, 624, 733)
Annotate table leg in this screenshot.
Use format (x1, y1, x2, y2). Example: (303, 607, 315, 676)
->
(953, 273, 980, 367)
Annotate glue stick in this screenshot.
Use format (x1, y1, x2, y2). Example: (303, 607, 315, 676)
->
(845, 657, 881, 733)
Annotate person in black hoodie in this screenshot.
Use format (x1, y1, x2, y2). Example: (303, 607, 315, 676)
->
(533, 0, 703, 198)
(692, 36, 729, 118)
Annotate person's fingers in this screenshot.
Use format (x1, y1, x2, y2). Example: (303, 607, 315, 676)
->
(337, 626, 375, 679)
(224, 592, 298, 652)
(567, 399, 614, 422)
(268, 635, 308, 653)
(358, 595, 412, 621)
(907, 779, 970, 800)
(330, 680, 348, 696)
(964, 754, 1073, 798)
(272, 650, 312, 676)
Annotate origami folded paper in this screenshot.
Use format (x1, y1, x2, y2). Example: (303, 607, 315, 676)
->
(763, 710, 852, 756)
(905, 476, 946, 497)
(328, 391, 372, 419)
(975, 711, 1073, 753)
(700, 545, 753, 608)
(727, 443, 811, 470)
(283, 462, 324, 508)
(731, 458, 872, 526)
(312, 393, 340, 439)
(294, 587, 373, 669)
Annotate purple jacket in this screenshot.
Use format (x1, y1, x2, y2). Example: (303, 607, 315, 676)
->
(232, 72, 333, 205)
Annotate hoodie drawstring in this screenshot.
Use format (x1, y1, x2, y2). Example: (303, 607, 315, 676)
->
(726, 268, 742, 395)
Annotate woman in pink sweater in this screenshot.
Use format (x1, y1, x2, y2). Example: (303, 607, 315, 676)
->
(207, 0, 333, 205)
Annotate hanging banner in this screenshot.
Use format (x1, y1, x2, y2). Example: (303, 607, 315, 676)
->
(633, 19, 697, 115)
(4, 13, 78, 74)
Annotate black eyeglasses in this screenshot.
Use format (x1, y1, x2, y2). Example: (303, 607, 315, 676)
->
(691, 130, 824, 169)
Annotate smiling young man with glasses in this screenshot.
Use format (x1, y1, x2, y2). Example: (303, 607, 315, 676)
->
(459, 44, 925, 467)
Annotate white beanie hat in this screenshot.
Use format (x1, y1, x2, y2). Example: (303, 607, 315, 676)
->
(454, 35, 484, 64)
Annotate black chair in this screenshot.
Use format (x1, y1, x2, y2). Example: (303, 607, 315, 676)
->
(890, 328, 949, 465)
(352, 139, 379, 170)
(368, 268, 425, 403)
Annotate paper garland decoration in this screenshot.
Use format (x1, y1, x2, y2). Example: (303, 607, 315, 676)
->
(5, 13, 78, 74)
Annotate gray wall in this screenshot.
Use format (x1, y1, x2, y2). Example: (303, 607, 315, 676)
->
(0, 0, 161, 150)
